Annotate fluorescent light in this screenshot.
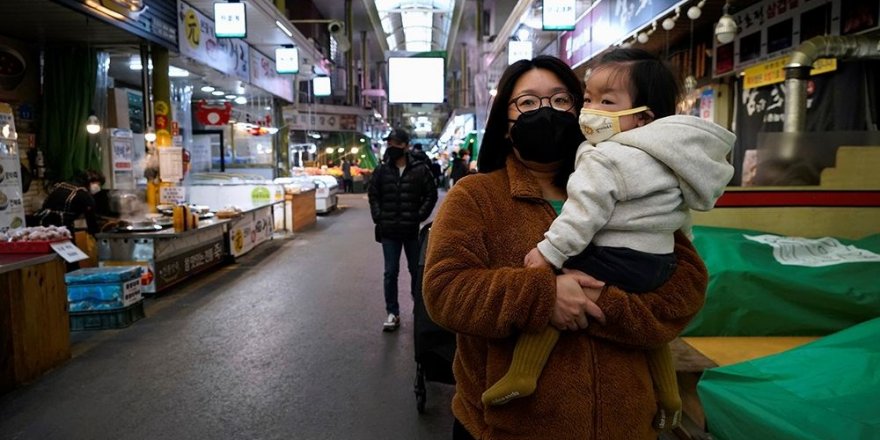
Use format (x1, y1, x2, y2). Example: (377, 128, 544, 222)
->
(225, 94, 237, 99)
(234, 96, 247, 104)
(212, 90, 225, 96)
(201, 86, 215, 92)
(169, 66, 190, 77)
(275, 20, 293, 37)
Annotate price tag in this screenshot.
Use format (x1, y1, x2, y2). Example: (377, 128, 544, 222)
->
(50, 240, 89, 263)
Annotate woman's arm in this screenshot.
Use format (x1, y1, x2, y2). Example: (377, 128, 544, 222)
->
(585, 231, 707, 348)
(422, 184, 556, 339)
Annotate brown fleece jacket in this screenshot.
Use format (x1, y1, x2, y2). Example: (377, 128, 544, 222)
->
(423, 156, 707, 440)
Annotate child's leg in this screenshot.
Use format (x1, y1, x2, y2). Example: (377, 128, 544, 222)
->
(647, 344, 682, 430)
(481, 326, 559, 406)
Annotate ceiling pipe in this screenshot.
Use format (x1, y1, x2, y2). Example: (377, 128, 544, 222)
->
(784, 35, 880, 132)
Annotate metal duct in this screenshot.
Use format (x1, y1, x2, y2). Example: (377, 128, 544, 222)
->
(783, 35, 880, 132)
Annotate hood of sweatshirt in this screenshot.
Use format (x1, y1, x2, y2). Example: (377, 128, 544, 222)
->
(609, 115, 736, 211)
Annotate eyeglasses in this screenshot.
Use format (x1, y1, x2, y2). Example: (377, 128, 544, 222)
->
(509, 92, 576, 114)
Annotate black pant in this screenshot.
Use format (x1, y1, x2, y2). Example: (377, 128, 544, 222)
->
(563, 244, 677, 293)
(453, 419, 476, 440)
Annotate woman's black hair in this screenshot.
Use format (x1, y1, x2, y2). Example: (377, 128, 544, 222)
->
(76, 169, 106, 187)
(592, 48, 681, 120)
(477, 55, 584, 187)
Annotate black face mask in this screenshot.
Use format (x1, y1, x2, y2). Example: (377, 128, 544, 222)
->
(385, 147, 406, 162)
(509, 107, 583, 164)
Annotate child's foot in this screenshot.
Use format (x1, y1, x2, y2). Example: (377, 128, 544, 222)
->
(481, 376, 537, 406)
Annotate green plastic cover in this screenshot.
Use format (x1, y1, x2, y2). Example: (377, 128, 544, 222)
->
(697, 317, 880, 440)
(685, 226, 880, 336)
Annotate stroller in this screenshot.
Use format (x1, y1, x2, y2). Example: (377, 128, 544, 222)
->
(412, 222, 456, 413)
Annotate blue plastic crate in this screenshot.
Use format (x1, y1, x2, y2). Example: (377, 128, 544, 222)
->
(67, 278, 142, 312)
(65, 266, 142, 285)
(69, 301, 145, 331)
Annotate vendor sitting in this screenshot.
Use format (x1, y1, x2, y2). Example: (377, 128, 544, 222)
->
(36, 169, 104, 235)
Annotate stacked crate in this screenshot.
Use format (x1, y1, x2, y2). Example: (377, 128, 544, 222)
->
(64, 267, 145, 331)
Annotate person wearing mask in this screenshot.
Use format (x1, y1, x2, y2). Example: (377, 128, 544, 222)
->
(422, 55, 709, 439)
(368, 129, 438, 332)
(36, 169, 105, 235)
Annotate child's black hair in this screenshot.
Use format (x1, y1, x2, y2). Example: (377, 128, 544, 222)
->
(593, 48, 682, 119)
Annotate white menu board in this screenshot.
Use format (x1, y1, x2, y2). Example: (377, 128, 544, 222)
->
(159, 147, 184, 182)
(0, 103, 25, 229)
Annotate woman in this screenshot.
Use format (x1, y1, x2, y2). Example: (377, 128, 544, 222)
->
(36, 169, 104, 235)
(422, 55, 708, 439)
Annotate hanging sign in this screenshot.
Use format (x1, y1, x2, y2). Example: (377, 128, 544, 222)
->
(275, 47, 299, 74)
(214, 2, 247, 38)
(195, 100, 232, 126)
(508, 40, 533, 65)
(542, 0, 576, 31)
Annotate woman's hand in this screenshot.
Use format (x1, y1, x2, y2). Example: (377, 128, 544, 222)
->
(523, 247, 552, 269)
(563, 269, 605, 304)
(552, 273, 606, 331)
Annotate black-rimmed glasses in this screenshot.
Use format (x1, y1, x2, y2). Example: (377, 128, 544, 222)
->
(508, 92, 576, 114)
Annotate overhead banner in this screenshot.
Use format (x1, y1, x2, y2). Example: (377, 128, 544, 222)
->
(250, 48, 294, 102)
(177, 1, 249, 82)
(743, 56, 837, 89)
(284, 110, 361, 132)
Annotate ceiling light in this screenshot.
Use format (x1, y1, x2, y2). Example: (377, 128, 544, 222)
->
(225, 94, 236, 99)
(201, 86, 215, 92)
(325, 147, 334, 154)
(211, 90, 225, 96)
(144, 128, 157, 142)
(662, 17, 676, 31)
(234, 96, 247, 105)
(85, 112, 101, 134)
(169, 66, 190, 77)
(637, 32, 649, 44)
(516, 28, 530, 42)
(715, 2, 736, 44)
(337, 147, 345, 153)
(275, 20, 293, 37)
(351, 147, 359, 154)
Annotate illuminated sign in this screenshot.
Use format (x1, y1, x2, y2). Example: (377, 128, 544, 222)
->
(214, 2, 247, 38)
(275, 47, 299, 74)
(543, 0, 576, 31)
(508, 40, 533, 65)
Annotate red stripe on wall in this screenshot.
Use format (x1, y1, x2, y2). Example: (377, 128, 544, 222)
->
(715, 191, 880, 207)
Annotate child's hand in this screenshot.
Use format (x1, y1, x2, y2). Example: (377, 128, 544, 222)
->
(524, 247, 552, 269)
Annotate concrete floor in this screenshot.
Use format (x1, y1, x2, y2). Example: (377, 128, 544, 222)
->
(0, 193, 454, 440)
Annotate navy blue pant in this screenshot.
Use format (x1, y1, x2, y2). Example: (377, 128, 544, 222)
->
(381, 237, 420, 316)
(563, 244, 677, 293)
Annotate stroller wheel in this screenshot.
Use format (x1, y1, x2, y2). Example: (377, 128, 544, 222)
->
(415, 364, 427, 413)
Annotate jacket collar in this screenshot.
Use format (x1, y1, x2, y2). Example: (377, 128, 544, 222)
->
(504, 155, 546, 201)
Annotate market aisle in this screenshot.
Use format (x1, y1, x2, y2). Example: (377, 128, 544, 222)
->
(0, 193, 454, 440)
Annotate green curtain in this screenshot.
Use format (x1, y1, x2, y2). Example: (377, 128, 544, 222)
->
(41, 46, 99, 182)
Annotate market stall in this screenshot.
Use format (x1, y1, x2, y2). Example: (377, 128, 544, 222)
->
(96, 218, 229, 295)
(0, 253, 69, 393)
(223, 202, 282, 259)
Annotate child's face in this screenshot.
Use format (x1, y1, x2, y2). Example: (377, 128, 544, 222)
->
(583, 67, 646, 132)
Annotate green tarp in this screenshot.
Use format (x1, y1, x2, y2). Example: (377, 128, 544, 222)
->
(685, 226, 880, 336)
(697, 317, 880, 440)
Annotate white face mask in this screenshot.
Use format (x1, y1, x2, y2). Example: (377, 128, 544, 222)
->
(89, 183, 101, 194)
(578, 106, 650, 144)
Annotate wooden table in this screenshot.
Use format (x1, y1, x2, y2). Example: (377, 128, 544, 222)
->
(0, 253, 70, 393)
(671, 336, 819, 438)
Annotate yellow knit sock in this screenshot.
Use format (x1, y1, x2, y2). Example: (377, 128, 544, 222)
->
(647, 344, 682, 430)
(482, 327, 560, 406)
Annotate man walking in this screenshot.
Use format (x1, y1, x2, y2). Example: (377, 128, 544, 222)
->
(368, 129, 438, 332)
(341, 158, 353, 193)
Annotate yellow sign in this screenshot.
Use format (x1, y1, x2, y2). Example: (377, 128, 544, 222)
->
(743, 56, 837, 89)
(184, 9, 200, 48)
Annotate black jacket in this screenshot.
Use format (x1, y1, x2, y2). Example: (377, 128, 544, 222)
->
(368, 152, 438, 240)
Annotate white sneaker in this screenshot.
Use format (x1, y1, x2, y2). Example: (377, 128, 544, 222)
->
(383, 313, 400, 332)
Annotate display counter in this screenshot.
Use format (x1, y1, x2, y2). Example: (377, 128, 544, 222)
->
(286, 188, 316, 232)
(226, 202, 281, 258)
(1, 253, 70, 393)
(96, 219, 229, 294)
